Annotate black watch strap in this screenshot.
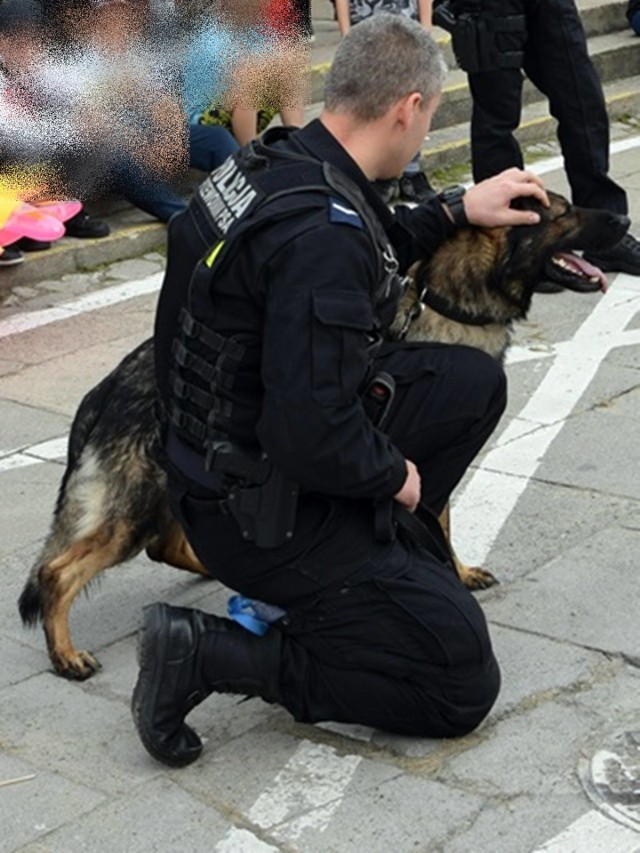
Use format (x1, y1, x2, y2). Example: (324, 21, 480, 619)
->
(438, 185, 468, 227)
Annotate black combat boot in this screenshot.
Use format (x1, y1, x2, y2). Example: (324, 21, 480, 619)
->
(131, 602, 283, 767)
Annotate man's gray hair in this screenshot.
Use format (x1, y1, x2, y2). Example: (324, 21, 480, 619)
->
(324, 14, 447, 121)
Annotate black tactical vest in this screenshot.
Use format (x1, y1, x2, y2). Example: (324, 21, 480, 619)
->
(157, 130, 406, 468)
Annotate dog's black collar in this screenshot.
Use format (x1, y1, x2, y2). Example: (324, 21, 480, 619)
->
(421, 289, 499, 327)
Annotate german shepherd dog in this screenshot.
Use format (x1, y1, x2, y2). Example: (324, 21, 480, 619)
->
(18, 191, 629, 679)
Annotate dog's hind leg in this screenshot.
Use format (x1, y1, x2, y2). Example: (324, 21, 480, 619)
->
(37, 522, 141, 680)
(146, 519, 210, 578)
(439, 503, 498, 590)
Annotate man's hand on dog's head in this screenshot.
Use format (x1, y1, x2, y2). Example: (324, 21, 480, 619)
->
(463, 168, 550, 228)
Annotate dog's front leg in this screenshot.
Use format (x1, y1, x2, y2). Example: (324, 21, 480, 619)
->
(438, 503, 498, 590)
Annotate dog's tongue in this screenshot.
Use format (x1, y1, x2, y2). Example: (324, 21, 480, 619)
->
(555, 252, 609, 292)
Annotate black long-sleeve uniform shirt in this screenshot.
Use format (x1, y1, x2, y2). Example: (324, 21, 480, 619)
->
(155, 119, 456, 509)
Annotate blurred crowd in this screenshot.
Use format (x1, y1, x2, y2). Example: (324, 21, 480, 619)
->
(0, 0, 312, 266)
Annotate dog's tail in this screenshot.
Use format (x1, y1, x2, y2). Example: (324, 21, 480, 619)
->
(18, 575, 43, 626)
(18, 379, 115, 628)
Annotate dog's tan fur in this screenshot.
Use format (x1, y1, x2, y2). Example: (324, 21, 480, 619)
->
(18, 191, 629, 679)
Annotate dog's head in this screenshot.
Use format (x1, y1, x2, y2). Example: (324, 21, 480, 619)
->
(507, 191, 630, 294)
(413, 190, 630, 325)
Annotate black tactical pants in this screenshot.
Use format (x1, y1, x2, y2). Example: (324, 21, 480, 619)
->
(469, 0, 628, 214)
(169, 343, 505, 737)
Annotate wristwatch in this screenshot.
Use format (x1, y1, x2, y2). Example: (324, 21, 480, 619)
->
(438, 185, 468, 227)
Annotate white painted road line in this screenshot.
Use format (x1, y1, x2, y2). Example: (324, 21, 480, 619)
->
(0, 436, 68, 473)
(0, 271, 163, 340)
(215, 741, 362, 850)
(453, 272, 640, 565)
(531, 809, 640, 852)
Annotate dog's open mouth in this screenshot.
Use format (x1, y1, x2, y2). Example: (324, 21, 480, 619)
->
(548, 251, 609, 292)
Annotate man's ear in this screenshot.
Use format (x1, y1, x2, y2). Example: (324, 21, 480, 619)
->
(395, 92, 422, 129)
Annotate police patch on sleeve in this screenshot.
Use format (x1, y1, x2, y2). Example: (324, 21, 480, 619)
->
(328, 197, 364, 229)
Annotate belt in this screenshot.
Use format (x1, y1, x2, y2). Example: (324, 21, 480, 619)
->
(165, 428, 227, 493)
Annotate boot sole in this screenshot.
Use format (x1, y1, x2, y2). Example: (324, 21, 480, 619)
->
(131, 603, 203, 768)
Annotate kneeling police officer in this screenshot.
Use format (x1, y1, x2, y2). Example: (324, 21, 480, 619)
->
(132, 13, 549, 767)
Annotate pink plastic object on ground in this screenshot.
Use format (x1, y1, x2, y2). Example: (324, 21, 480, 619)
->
(0, 201, 66, 246)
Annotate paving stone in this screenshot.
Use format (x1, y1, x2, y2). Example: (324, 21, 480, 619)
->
(443, 794, 589, 853)
(0, 462, 64, 563)
(443, 700, 597, 799)
(0, 399, 70, 454)
(534, 403, 640, 502)
(0, 674, 162, 797)
(273, 771, 485, 852)
(0, 305, 150, 373)
(0, 358, 24, 377)
(468, 480, 639, 583)
(0, 752, 106, 853)
(0, 635, 51, 689)
(13, 777, 230, 853)
(484, 526, 640, 658)
(104, 258, 163, 282)
(0, 329, 151, 415)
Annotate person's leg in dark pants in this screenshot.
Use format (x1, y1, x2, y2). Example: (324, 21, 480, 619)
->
(376, 343, 507, 515)
(188, 122, 239, 173)
(468, 68, 525, 183)
(132, 532, 501, 765)
(110, 157, 187, 222)
(276, 537, 500, 736)
(523, 0, 627, 214)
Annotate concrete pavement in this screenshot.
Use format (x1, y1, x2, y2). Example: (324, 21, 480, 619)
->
(1, 69, 640, 853)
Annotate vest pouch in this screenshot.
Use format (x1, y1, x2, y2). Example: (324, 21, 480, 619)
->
(226, 466, 300, 549)
(311, 289, 375, 407)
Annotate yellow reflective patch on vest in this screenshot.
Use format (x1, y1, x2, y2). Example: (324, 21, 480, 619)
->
(205, 240, 225, 268)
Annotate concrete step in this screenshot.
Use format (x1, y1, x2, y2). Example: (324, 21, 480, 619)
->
(0, 207, 166, 302)
(431, 29, 640, 131)
(307, 0, 635, 104)
(420, 74, 640, 174)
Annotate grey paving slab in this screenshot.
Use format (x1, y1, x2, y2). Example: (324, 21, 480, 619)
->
(444, 700, 596, 799)
(472, 480, 639, 583)
(514, 288, 607, 352)
(0, 296, 154, 370)
(485, 526, 640, 658)
(0, 635, 50, 689)
(534, 409, 640, 501)
(0, 399, 69, 454)
(0, 333, 150, 416)
(0, 674, 161, 797)
(566, 657, 640, 722)
(103, 258, 163, 282)
(0, 752, 106, 853)
(443, 794, 589, 853)
(0, 462, 63, 561)
(13, 777, 231, 853)
(274, 772, 485, 853)
(0, 358, 25, 378)
(487, 624, 615, 717)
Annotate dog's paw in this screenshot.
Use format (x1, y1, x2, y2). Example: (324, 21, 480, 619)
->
(53, 649, 102, 681)
(458, 564, 499, 590)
